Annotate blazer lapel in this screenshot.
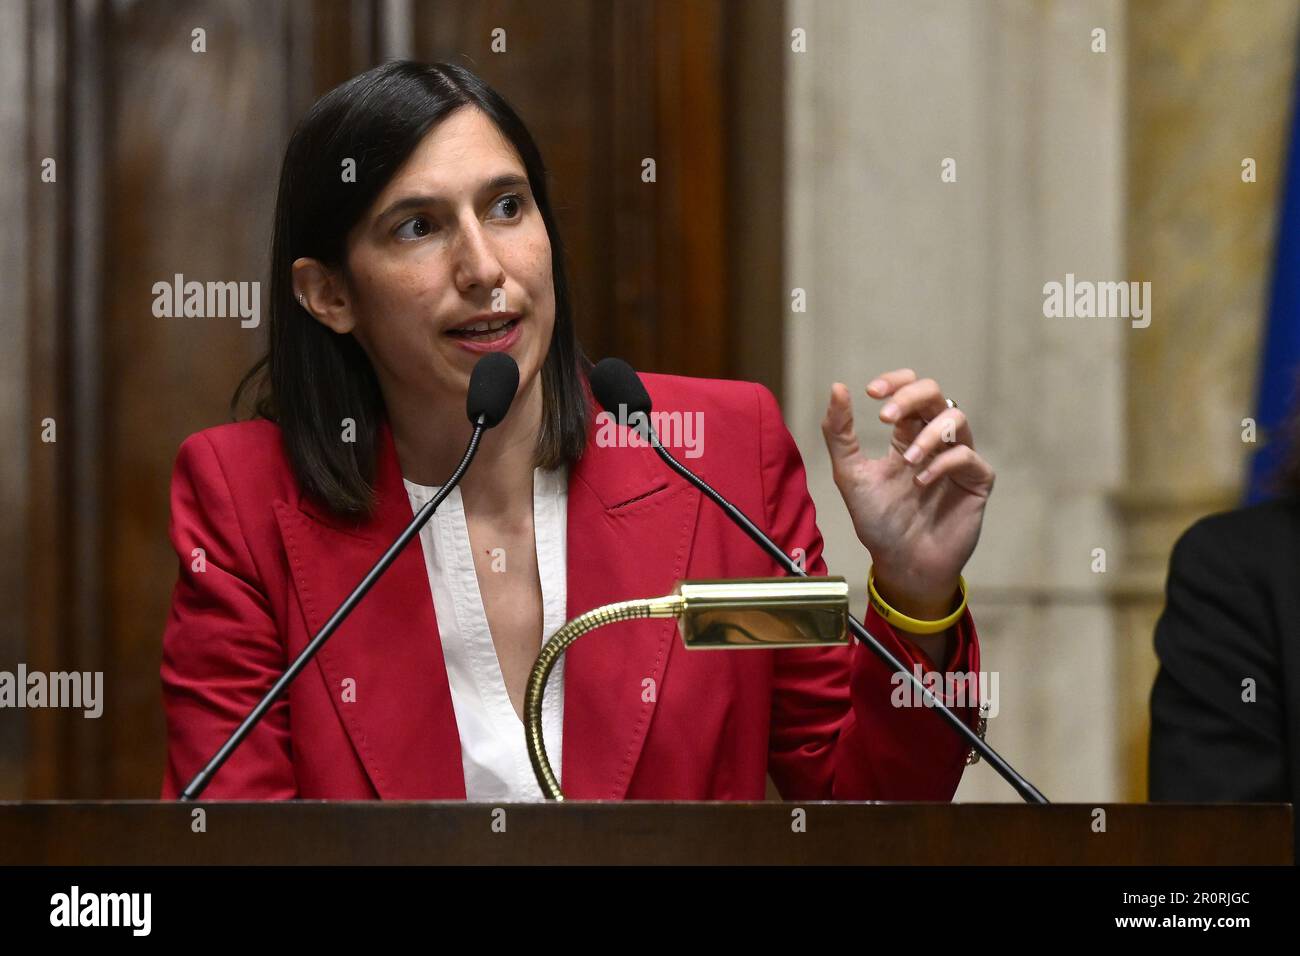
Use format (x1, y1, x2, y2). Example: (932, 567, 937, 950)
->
(559, 409, 702, 800)
(273, 393, 703, 802)
(273, 422, 466, 799)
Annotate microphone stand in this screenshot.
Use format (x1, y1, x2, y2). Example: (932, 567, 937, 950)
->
(180, 414, 492, 801)
(638, 415, 1049, 805)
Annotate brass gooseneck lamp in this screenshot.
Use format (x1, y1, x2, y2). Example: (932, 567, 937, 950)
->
(524, 576, 850, 800)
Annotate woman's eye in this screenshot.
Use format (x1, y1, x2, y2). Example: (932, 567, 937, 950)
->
(491, 193, 526, 219)
(395, 216, 434, 240)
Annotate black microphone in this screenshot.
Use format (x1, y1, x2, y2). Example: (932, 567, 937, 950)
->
(180, 352, 521, 800)
(467, 350, 521, 427)
(589, 357, 1048, 805)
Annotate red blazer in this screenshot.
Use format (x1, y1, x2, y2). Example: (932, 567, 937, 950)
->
(160, 372, 982, 801)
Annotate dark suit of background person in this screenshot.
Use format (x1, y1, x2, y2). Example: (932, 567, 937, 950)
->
(1149, 495, 1300, 861)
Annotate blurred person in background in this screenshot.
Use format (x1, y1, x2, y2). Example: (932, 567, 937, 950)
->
(1150, 379, 1300, 860)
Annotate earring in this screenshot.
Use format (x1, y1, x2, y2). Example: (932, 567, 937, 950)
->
(297, 292, 306, 306)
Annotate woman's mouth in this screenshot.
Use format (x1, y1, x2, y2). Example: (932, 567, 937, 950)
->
(444, 316, 523, 353)
(445, 316, 520, 342)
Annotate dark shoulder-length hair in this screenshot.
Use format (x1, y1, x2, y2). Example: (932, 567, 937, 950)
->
(233, 59, 593, 518)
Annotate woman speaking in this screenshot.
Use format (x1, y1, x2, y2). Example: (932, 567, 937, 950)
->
(159, 61, 995, 802)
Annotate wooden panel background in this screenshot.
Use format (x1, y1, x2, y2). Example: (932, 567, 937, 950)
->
(0, 0, 785, 799)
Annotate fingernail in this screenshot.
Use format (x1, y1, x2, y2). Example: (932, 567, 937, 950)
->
(881, 402, 898, 420)
(867, 379, 885, 393)
(903, 444, 921, 464)
(915, 468, 931, 484)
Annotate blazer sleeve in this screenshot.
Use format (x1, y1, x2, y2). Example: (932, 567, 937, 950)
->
(1149, 514, 1287, 801)
(753, 383, 982, 801)
(159, 432, 298, 799)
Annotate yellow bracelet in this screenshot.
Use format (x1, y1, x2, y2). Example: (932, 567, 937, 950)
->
(867, 566, 968, 635)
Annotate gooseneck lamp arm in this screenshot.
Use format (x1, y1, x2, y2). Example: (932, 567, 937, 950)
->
(526, 577, 851, 801)
(524, 596, 683, 802)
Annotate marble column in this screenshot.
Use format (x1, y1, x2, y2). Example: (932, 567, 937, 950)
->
(786, 0, 1124, 801)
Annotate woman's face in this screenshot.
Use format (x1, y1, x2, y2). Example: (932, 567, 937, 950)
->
(310, 106, 555, 410)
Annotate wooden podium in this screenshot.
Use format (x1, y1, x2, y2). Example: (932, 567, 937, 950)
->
(0, 802, 1290, 865)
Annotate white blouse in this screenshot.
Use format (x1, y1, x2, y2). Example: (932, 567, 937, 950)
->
(403, 465, 568, 802)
